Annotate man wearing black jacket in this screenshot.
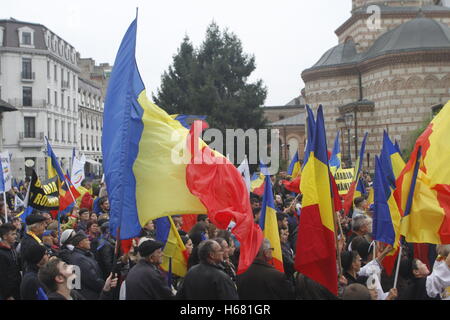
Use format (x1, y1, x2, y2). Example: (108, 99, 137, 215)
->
(0, 223, 21, 300)
(20, 244, 49, 300)
(177, 239, 238, 300)
(126, 239, 174, 300)
(69, 232, 105, 300)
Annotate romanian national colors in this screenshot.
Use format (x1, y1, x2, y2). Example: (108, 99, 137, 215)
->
(395, 102, 450, 244)
(343, 132, 368, 215)
(329, 131, 341, 176)
(102, 17, 262, 274)
(259, 169, 284, 273)
(295, 105, 337, 296)
(155, 216, 189, 277)
(287, 152, 301, 179)
(250, 172, 265, 196)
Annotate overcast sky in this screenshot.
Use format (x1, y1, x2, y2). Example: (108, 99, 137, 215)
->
(3, 0, 352, 106)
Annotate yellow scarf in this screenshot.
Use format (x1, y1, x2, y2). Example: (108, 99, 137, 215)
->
(27, 231, 43, 245)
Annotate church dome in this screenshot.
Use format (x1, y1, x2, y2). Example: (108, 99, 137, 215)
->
(363, 16, 450, 61)
(309, 39, 359, 70)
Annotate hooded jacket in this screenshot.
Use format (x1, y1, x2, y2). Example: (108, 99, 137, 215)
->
(69, 247, 105, 300)
(0, 243, 21, 299)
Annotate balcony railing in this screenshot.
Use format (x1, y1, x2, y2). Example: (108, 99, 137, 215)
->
(8, 99, 46, 108)
(21, 71, 35, 81)
(19, 132, 45, 148)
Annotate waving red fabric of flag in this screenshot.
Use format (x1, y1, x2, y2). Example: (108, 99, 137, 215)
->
(185, 121, 264, 274)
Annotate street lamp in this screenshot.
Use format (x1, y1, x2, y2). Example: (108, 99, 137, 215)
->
(344, 113, 354, 168)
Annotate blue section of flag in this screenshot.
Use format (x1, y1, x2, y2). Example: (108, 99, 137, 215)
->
(287, 152, 299, 176)
(37, 287, 48, 300)
(380, 131, 397, 188)
(102, 17, 145, 239)
(302, 105, 316, 169)
(313, 106, 329, 166)
(329, 131, 341, 169)
(174, 115, 207, 129)
(373, 156, 396, 245)
(46, 138, 66, 182)
(155, 217, 171, 244)
(259, 174, 276, 230)
(0, 160, 5, 193)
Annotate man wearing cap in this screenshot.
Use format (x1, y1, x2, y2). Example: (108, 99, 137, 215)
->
(20, 244, 49, 300)
(125, 239, 174, 300)
(57, 229, 76, 264)
(19, 213, 47, 269)
(69, 232, 105, 299)
(91, 222, 115, 279)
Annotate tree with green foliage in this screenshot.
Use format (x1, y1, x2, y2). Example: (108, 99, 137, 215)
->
(153, 22, 267, 132)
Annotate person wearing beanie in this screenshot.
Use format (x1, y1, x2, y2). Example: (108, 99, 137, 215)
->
(57, 229, 76, 264)
(69, 232, 105, 299)
(19, 213, 47, 270)
(20, 244, 49, 300)
(125, 239, 173, 300)
(75, 209, 90, 233)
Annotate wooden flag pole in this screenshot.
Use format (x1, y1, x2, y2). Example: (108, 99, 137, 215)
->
(393, 244, 403, 289)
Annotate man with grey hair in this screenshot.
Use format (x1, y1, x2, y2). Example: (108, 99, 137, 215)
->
(237, 238, 294, 299)
(347, 215, 372, 251)
(177, 239, 238, 300)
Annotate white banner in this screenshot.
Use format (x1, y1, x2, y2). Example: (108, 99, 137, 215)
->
(237, 157, 251, 194)
(0, 151, 12, 191)
(71, 154, 86, 188)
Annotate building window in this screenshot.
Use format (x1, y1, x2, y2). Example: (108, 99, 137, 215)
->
(22, 32, 32, 45)
(24, 117, 35, 138)
(61, 93, 64, 108)
(73, 98, 76, 112)
(73, 124, 77, 143)
(54, 119, 58, 141)
(61, 68, 64, 87)
(81, 133, 84, 150)
(23, 87, 32, 106)
(47, 118, 51, 140)
(22, 58, 32, 79)
(47, 61, 50, 79)
(47, 89, 51, 105)
(54, 64, 57, 81)
(91, 136, 94, 150)
(67, 71, 70, 87)
(61, 121, 65, 142)
(68, 122, 71, 142)
(54, 91, 58, 107)
(67, 96, 70, 111)
(73, 75, 76, 89)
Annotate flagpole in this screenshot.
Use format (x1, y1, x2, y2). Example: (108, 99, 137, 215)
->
(393, 244, 403, 289)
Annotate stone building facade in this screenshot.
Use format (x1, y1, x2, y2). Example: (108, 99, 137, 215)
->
(263, 97, 305, 166)
(78, 77, 103, 176)
(0, 18, 79, 180)
(302, 0, 450, 170)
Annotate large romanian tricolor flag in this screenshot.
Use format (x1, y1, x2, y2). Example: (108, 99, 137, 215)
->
(395, 102, 450, 244)
(259, 168, 284, 273)
(295, 105, 337, 296)
(102, 17, 263, 274)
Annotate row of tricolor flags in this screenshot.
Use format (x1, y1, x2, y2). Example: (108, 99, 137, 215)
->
(101, 15, 450, 294)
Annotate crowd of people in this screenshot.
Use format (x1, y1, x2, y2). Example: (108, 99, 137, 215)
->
(0, 173, 449, 301)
